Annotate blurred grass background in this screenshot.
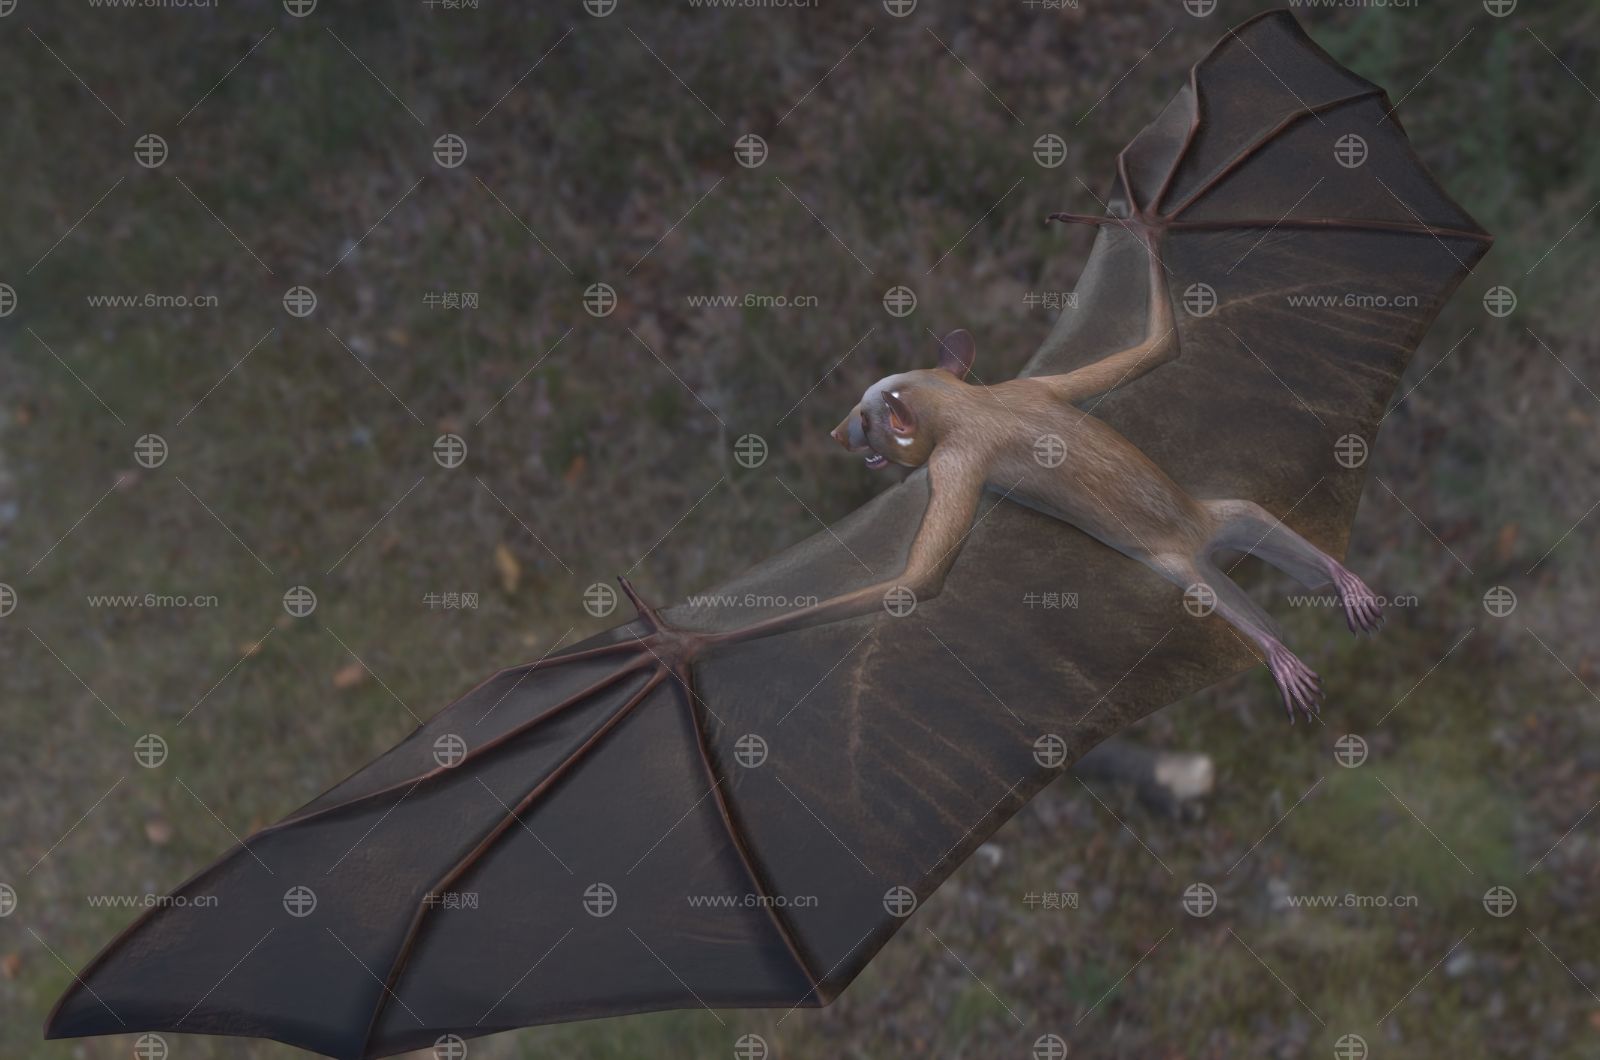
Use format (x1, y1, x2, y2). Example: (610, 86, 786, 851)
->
(3, 1, 1598, 1057)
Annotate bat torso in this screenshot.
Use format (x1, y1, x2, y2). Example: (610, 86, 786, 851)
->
(951, 378, 1210, 565)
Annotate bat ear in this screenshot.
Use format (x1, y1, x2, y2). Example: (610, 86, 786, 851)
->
(936, 329, 976, 380)
(882, 390, 916, 434)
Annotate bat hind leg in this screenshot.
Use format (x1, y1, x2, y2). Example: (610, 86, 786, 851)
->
(1203, 498, 1383, 635)
(1160, 553, 1323, 723)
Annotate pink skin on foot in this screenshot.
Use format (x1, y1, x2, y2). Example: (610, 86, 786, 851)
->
(1266, 641, 1322, 722)
(1330, 563, 1384, 634)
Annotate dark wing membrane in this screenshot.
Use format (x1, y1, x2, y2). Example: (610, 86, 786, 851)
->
(47, 10, 1490, 1057)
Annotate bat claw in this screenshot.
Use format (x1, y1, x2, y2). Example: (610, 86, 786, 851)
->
(616, 575, 663, 631)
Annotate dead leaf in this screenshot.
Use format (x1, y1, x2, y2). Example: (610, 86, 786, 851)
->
(1, 953, 21, 980)
(495, 542, 521, 593)
(145, 818, 174, 846)
(563, 454, 587, 485)
(332, 661, 367, 690)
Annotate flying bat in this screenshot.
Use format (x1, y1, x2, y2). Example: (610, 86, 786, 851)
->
(46, 10, 1491, 1058)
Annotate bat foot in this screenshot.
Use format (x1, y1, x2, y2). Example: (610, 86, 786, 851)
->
(1331, 565, 1384, 635)
(1266, 641, 1322, 723)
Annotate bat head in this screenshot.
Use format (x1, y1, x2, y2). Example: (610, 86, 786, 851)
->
(830, 329, 975, 470)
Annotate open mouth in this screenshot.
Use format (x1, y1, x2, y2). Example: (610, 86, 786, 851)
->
(864, 452, 888, 470)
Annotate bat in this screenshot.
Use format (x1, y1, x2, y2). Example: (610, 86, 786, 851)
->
(46, 10, 1491, 1058)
